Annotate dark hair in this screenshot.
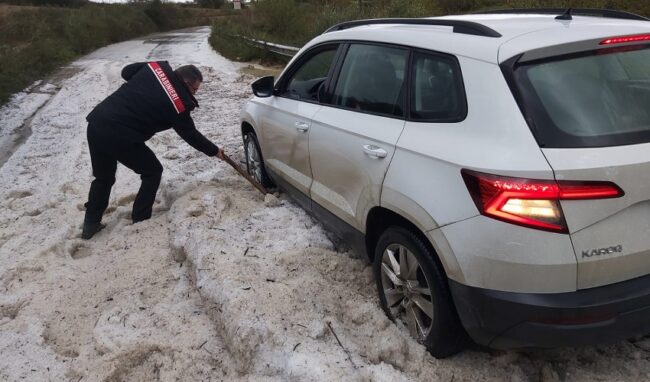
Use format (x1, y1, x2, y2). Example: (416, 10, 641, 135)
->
(175, 65, 203, 84)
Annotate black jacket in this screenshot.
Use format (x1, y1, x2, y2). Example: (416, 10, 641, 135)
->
(87, 61, 219, 156)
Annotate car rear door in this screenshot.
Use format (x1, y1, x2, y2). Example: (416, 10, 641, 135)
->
(511, 42, 650, 289)
(308, 43, 408, 230)
(260, 44, 340, 198)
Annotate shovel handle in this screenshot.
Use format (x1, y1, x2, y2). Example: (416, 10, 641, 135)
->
(221, 153, 268, 195)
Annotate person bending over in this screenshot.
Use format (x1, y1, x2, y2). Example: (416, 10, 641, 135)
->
(82, 62, 224, 239)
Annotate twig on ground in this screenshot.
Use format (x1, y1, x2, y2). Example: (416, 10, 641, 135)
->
(197, 340, 208, 350)
(243, 247, 259, 258)
(293, 342, 301, 351)
(327, 321, 356, 368)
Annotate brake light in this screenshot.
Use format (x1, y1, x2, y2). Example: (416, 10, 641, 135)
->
(461, 170, 624, 233)
(599, 34, 650, 45)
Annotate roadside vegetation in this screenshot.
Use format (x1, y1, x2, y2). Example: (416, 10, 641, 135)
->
(0, 1, 225, 104)
(209, 0, 650, 63)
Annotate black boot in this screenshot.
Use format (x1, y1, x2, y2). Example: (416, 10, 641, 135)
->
(81, 221, 106, 240)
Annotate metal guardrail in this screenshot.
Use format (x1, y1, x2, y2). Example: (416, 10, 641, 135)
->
(234, 35, 300, 58)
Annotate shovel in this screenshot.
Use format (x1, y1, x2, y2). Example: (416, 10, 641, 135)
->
(221, 153, 268, 195)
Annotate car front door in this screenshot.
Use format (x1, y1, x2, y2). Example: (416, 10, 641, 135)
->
(261, 45, 340, 200)
(308, 43, 409, 231)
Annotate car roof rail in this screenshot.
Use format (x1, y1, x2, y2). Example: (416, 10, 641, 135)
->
(475, 8, 649, 22)
(323, 18, 502, 38)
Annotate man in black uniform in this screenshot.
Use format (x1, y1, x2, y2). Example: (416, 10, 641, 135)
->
(82, 61, 223, 239)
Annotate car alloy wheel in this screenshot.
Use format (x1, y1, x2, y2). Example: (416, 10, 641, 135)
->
(380, 243, 434, 341)
(245, 137, 263, 184)
(374, 226, 467, 358)
(243, 132, 273, 188)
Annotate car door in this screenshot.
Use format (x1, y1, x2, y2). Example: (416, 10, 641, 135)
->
(260, 44, 340, 199)
(308, 43, 409, 231)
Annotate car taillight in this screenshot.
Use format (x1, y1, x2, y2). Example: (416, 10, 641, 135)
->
(599, 33, 650, 45)
(461, 170, 624, 233)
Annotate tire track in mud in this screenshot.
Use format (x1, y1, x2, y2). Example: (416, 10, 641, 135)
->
(0, 67, 81, 169)
(165, 183, 419, 380)
(0, 211, 239, 381)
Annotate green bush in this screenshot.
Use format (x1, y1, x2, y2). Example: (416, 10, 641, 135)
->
(0, 0, 88, 7)
(0, 2, 217, 105)
(209, 14, 278, 62)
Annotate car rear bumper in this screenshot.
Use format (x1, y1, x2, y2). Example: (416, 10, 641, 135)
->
(449, 273, 650, 349)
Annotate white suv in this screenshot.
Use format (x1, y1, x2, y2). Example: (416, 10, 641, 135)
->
(240, 9, 650, 357)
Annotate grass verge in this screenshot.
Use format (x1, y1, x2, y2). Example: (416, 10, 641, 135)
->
(0, 3, 224, 105)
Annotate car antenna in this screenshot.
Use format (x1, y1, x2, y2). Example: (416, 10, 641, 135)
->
(555, 8, 573, 20)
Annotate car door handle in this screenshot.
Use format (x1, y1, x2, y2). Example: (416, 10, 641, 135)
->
(363, 145, 388, 158)
(295, 121, 309, 132)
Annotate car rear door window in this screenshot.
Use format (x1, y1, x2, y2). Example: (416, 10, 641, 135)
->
(331, 44, 408, 117)
(410, 51, 466, 121)
(513, 45, 650, 148)
(284, 48, 337, 102)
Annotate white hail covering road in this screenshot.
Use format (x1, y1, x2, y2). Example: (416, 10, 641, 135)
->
(0, 26, 649, 382)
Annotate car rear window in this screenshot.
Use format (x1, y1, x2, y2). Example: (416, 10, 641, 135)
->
(513, 45, 650, 148)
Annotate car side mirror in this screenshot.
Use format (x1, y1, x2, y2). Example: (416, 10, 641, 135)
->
(251, 76, 275, 98)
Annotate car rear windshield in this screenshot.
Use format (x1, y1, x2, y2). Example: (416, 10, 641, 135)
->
(513, 45, 650, 148)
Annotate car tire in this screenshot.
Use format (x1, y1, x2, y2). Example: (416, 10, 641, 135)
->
(244, 132, 274, 188)
(373, 226, 467, 358)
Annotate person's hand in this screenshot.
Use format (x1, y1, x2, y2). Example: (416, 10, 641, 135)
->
(217, 149, 225, 160)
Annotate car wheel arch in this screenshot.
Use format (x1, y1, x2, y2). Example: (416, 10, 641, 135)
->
(366, 207, 440, 267)
(365, 206, 464, 283)
(241, 121, 256, 140)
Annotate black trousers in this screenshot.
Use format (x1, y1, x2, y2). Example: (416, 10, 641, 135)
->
(84, 122, 163, 225)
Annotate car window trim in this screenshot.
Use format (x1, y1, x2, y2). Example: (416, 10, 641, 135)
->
(321, 43, 349, 105)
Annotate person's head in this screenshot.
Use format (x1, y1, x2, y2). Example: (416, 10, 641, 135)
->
(175, 65, 203, 95)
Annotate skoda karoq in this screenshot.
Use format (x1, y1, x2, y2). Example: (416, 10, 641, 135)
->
(240, 9, 650, 357)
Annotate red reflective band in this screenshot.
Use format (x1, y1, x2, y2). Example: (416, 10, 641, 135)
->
(558, 182, 624, 199)
(461, 170, 624, 234)
(599, 34, 650, 45)
(148, 62, 186, 114)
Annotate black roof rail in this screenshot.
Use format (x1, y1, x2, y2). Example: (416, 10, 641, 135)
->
(323, 18, 502, 38)
(475, 8, 649, 21)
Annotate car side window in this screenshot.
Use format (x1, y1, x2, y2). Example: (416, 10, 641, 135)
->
(331, 44, 408, 117)
(410, 51, 466, 121)
(284, 48, 337, 101)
